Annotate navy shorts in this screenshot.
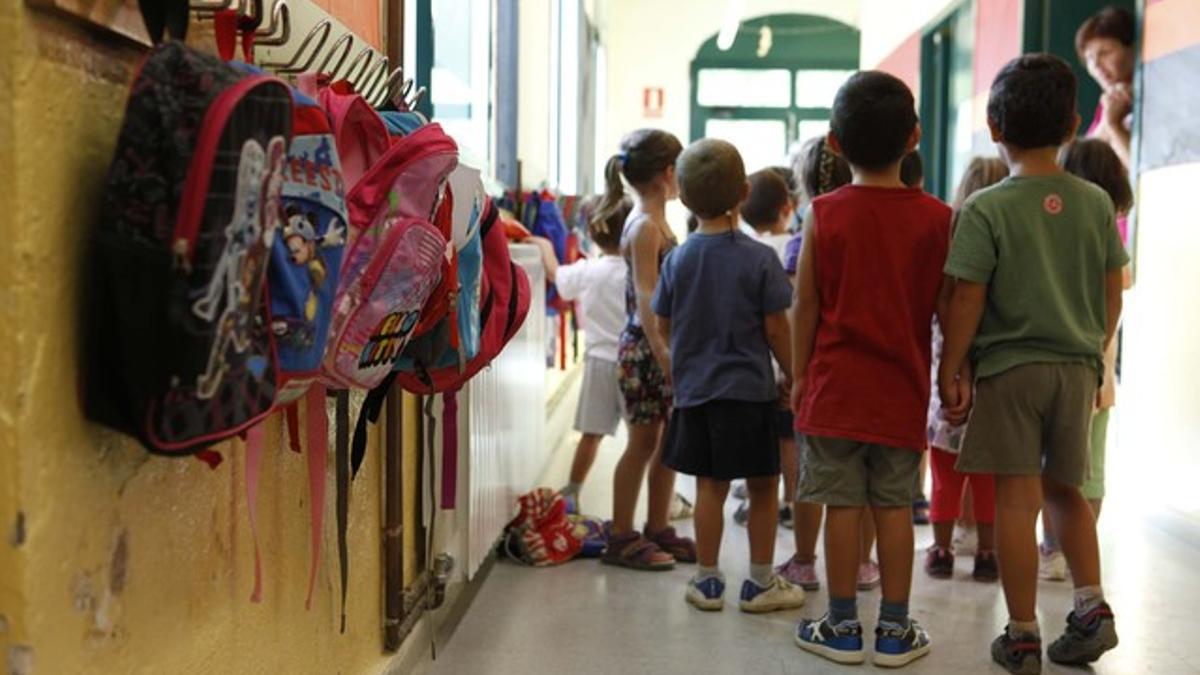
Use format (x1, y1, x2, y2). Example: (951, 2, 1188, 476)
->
(662, 399, 781, 480)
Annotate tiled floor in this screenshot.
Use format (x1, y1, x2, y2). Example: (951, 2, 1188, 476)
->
(429, 425, 1199, 675)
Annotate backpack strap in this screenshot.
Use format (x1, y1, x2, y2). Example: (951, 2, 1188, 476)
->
(334, 390, 351, 633)
(137, 0, 189, 43)
(285, 402, 302, 454)
(244, 422, 265, 602)
(350, 372, 396, 478)
(304, 385, 329, 610)
(441, 389, 458, 509)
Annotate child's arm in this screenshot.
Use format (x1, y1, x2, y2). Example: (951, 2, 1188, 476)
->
(938, 280, 986, 426)
(528, 236, 560, 284)
(1103, 268, 1124, 351)
(789, 210, 819, 411)
(631, 220, 671, 372)
(765, 310, 792, 393)
(654, 315, 672, 383)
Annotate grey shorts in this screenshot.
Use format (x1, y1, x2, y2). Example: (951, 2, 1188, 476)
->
(575, 357, 624, 436)
(957, 362, 1097, 487)
(797, 435, 922, 507)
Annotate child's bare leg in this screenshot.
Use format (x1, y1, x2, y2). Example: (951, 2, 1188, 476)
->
(872, 505, 915, 605)
(780, 437, 798, 504)
(645, 430, 676, 534)
(1041, 510, 1059, 551)
(994, 475, 1043, 622)
(745, 476, 780, 565)
(794, 502, 823, 562)
(611, 422, 662, 536)
(695, 478, 731, 567)
(977, 522, 996, 551)
(1043, 474, 1101, 588)
(960, 483, 977, 528)
(825, 506, 863, 599)
(933, 521, 954, 549)
(1089, 499, 1103, 520)
(566, 433, 603, 488)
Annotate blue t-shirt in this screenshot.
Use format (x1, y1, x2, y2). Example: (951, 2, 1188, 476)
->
(652, 230, 794, 407)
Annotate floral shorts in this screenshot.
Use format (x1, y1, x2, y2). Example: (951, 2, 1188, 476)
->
(617, 328, 673, 425)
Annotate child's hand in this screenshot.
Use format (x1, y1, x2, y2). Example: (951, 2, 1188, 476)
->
(938, 366, 972, 426)
(789, 375, 806, 413)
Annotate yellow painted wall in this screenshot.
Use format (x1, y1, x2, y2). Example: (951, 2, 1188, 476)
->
(0, 5, 411, 673)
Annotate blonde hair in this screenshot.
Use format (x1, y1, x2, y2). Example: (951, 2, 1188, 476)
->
(952, 157, 1009, 210)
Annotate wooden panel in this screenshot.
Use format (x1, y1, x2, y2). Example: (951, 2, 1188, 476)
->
(26, 0, 151, 45)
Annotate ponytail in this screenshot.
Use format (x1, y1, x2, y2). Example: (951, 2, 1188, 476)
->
(593, 153, 628, 237)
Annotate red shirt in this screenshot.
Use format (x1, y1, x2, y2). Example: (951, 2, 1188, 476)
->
(794, 186, 952, 450)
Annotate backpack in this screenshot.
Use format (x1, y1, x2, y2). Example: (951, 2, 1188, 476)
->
(84, 40, 293, 455)
(501, 489, 597, 566)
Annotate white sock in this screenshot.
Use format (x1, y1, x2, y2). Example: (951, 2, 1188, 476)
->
(1074, 585, 1105, 614)
(1008, 619, 1040, 638)
(749, 563, 773, 587)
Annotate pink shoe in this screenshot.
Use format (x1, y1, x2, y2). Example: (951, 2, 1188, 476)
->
(857, 560, 881, 590)
(776, 554, 820, 591)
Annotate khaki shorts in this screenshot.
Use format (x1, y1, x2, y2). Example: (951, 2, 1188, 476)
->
(797, 435, 922, 507)
(1082, 408, 1110, 500)
(957, 363, 1098, 487)
(575, 357, 624, 436)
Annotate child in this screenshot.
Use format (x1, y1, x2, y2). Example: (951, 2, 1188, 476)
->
(776, 138, 853, 593)
(653, 138, 802, 612)
(740, 169, 800, 534)
(1037, 138, 1134, 578)
(939, 55, 1126, 673)
(792, 71, 950, 667)
(602, 129, 696, 570)
(900, 150, 933, 528)
(532, 196, 634, 510)
(924, 156, 1008, 583)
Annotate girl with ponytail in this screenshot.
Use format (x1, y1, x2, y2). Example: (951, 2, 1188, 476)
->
(601, 128, 698, 571)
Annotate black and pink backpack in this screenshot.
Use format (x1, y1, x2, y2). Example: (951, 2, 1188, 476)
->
(84, 41, 293, 456)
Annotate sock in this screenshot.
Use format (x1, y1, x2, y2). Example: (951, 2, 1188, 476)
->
(696, 565, 723, 582)
(1074, 585, 1105, 614)
(829, 596, 858, 624)
(749, 562, 773, 587)
(1008, 619, 1040, 639)
(879, 599, 909, 627)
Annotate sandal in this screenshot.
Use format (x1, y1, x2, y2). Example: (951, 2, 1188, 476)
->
(601, 531, 675, 571)
(646, 525, 697, 564)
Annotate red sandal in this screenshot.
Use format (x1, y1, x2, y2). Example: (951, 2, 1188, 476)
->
(602, 531, 675, 571)
(646, 526, 697, 564)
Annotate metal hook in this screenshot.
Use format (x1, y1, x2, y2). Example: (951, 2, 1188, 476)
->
(407, 86, 427, 112)
(255, 0, 290, 45)
(190, 0, 237, 11)
(260, 19, 330, 72)
(392, 78, 415, 109)
(377, 68, 405, 107)
(341, 45, 375, 86)
(361, 57, 391, 106)
(241, 0, 263, 28)
(317, 33, 354, 78)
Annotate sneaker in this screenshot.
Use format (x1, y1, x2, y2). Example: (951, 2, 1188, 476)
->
(732, 481, 748, 500)
(952, 523, 977, 555)
(776, 554, 820, 591)
(991, 630, 1042, 675)
(795, 614, 866, 664)
(873, 619, 932, 668)
(739, 575, 805, 613)
(732, 500, 750, 526)
(973, 550, 999, 582)
(1038, 547, 1067, 582)
(857, 560, 881, 590)
(924, 545, 955, 579)
(780, 504, 795, 530)
(669, 492, 694, 521)
(1047, 602, 1119, 666)
(686, 576, 726, 611)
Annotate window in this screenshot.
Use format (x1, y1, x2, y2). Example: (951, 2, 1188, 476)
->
(430, 0, 494, 172)
(697, 69, 792, 108)
(794, 70, 854, 108)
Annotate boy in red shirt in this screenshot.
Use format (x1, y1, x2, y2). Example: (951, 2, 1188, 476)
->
(791, 71, 951, 668)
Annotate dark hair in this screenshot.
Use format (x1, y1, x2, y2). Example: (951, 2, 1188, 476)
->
(987, 53, 1078, 150)
(793, 137, 852, 201)
(595, 129, 682, 227)
(676, 139, 746, 219)
(1060, 138, 1134, 213)
(952, 156, 1009, 210)
(1076, 6, 1136, 59)
(740, 169, 792, 230)
(768, 166, 798, 199)
(588, 195, 632, 251)
(900, 151, 924, 188)
(830, 71, 918, 170)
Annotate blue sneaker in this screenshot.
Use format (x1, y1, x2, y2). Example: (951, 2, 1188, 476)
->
(686, 576, 725, 611)
(739, 576, 805, 613)
(794, 614, 866, 664)
(874, 619, 931, 667)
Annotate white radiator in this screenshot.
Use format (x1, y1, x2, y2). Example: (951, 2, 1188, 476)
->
(464, 243, 546, 577)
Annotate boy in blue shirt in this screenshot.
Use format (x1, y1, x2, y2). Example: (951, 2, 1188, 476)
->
(652, 139, 803, 613)
(940, 54, 1126, 674)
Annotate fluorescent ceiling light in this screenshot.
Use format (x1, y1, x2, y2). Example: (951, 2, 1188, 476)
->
(716, 0, 745, 51)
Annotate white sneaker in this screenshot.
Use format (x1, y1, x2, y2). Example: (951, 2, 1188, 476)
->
(669, 492, 694, 521)
(686, 576, 726, 611)
(1039, 548, 1068, 581)
(739, 576, 806, 613)
(952, 523, 978, 556)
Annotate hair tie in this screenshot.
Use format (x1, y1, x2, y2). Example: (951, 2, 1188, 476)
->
(616, 151, 629, 163)
(818, 146, 835, 195)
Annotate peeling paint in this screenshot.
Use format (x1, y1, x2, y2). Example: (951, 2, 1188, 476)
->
(8, 511, 24, 547)
(109, 530, 127, 594)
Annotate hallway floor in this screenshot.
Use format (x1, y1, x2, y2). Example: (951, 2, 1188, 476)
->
(429, 423, 1198, 675)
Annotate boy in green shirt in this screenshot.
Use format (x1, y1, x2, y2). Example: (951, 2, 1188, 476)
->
(939, 54, 1127, 674)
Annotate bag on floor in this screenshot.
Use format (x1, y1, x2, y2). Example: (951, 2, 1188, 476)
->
(502, 489, 585, 567)
(84, 40, 293, 455)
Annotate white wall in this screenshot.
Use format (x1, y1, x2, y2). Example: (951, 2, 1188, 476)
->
(858, 0, 957, 67)
(599, 0, 860, 161)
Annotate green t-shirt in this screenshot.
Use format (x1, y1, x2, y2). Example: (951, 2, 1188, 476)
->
(944, 173, 1129, 379)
